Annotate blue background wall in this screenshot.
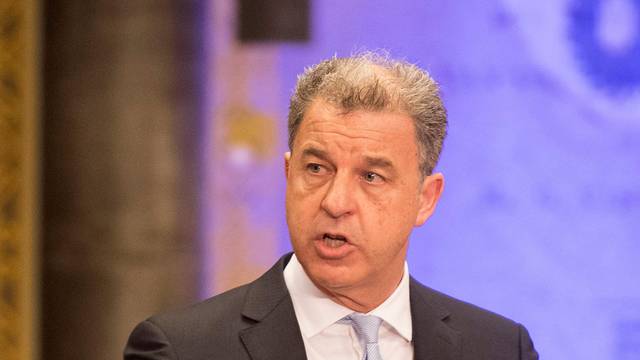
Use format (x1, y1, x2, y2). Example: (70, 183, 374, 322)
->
(269, 1, 640, 358)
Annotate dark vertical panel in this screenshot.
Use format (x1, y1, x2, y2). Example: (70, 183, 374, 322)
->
(238, 0, 310, 42)
(42, 1, 203, 359)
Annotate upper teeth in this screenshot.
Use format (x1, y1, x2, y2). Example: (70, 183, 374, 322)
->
(323, 235, 346, 248)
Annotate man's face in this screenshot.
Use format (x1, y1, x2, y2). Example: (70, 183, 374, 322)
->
(285, 99, 443, 298)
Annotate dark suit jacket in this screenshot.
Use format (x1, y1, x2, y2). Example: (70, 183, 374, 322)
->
(124, 253, 538, 359)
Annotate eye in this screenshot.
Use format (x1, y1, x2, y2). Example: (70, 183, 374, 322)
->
(363, 171, 384, 184)
(306, 163, 323, 174)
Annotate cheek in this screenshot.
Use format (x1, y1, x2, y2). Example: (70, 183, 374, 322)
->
(285, 188, 305, 232)
(369, 188, 419, 221)
(286, 182, 323, 234)
(363, 192, 419, 243)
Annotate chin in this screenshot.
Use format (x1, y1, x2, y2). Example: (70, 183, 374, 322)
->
(306, 260, 360, 290)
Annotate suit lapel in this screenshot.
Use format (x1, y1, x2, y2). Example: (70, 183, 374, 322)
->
(239, 254, 308, 360)
(410, 278, 461, 360)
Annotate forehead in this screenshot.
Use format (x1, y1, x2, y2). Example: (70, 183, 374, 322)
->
(294, 100, 418, 152)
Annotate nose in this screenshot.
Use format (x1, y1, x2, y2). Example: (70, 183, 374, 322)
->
(320, 172, 356, 218)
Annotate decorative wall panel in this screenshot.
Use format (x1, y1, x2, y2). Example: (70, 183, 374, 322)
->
(0, 1, 39, 360)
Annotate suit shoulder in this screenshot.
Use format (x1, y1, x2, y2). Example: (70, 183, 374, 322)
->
(125, 284, 255, 359)
(411, 279, 521, 332)
(126, 255, 294, 359)
(410, 279, 539, 358)
(149, 283, 251, 332)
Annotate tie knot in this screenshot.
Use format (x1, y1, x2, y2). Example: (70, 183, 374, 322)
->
(346, 313, 383, 344)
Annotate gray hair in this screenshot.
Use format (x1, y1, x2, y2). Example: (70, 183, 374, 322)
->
(287, 52, 447, 176)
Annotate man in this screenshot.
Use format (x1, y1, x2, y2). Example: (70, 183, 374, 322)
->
(124, 52, 539, 359)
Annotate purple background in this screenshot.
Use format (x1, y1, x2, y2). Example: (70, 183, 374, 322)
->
(211, 1, 640, 358)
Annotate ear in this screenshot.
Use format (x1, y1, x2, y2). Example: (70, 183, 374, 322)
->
(284, 152, 291, 179)
(415, 172, 444, 227)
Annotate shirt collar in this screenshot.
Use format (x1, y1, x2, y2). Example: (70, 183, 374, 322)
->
(283, 254, 413, 342)
(368, 260, 412, 341)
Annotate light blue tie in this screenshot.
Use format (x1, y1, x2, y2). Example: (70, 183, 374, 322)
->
(344, 313, 384, 360)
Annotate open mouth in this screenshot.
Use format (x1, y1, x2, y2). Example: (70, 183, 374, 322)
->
(322, 233, 347, 248)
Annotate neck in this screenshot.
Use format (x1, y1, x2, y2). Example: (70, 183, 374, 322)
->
(314, 264, 405, 313)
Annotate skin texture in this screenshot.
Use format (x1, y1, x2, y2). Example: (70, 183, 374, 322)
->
(285, 99, 444, 312)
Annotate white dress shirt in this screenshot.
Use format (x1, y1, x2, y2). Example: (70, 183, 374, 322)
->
(283, 254, 413, 360)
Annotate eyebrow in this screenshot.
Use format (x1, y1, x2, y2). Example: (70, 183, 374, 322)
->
(363, 155, 394, 170)
(299, 146, 396, 174)
(301, 147, 330, 161)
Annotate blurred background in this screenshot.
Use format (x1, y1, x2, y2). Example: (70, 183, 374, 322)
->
(2, 0, 639, 359)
